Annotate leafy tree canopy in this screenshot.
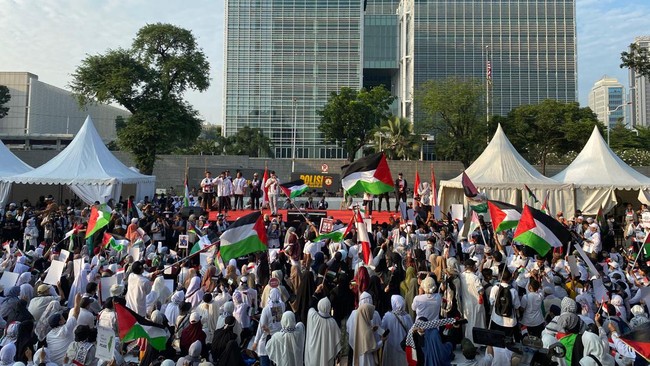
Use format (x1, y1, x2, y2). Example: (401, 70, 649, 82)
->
(621, 42, 650, 77)
(371, 116, 420, 160)
(0, 85, 10, 120)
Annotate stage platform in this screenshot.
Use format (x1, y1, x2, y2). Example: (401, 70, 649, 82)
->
(207, 207, 400, 224)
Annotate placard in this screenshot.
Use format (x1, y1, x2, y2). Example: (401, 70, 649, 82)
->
(73, 258, 84, 277)
(58, 249, 70, 263)
(567, 255, 581, 277)
(128, 247, 141, 262)
(451, 204, 464, 223)
(0, 271, 19, 294)
(96, 326, 116, 361)
(164, 279, 174, 297)
(178, 235, 189, 249)
(100, 276, 118, 303)
(319, 218, 334, 234)
(573, 243, 599, 276)
(592, 278, 609, 302)
(43, 261, 66, 286)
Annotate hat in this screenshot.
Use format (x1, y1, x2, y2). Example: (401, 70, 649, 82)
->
(190, 312, 201, 323)
(110, 284, 124, 297)
(37, 284, 51, 295)
(608, 261, 619, 268)
(561, 297, 577, 314)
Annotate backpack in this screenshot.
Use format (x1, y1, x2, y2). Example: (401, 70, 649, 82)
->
(494, 284, 513, 317)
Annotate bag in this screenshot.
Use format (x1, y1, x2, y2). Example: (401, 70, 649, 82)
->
(494, 284, 513, 317)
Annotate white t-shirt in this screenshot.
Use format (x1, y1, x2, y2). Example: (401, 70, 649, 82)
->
(303, 240, 325, 258)
(489, 283, 520, 327)
(520, 291, 545, 327)
(412, 293, 442, 321)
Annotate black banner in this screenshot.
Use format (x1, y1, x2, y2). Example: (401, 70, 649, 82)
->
(290, 173, 340, 193)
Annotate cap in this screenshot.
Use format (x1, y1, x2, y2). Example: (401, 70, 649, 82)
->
(190, 312, 202, 323)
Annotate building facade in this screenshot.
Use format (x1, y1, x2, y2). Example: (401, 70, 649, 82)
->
(223, 0, 364, 160)
(588, 76, 625, 128)
(0, 72, 130, 149)
(629, 36, 650, 127)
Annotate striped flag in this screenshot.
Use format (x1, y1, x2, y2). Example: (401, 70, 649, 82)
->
(115, 303, 169, 350)
(354, 210, 373, 265)
(262, 167, 269, 205)
(280, 179, 309, 198)
(414, 171, 421, 198)
(524, 184, 539, 203)
(461, 172, 487, 213)
(183, 171, 190, 207)
(540, 192, 550, 215)
(341, 152, 394, 195)
(219, 212, 268, 262)
(488, 200, 522, 232)
(513, 205, 572, 256)
(430, 164, 438, 208)
(487, 60, 492, 86)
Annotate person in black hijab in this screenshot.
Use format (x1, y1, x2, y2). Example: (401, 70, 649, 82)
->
(294, 269, 316, 327)
(211, 316, 244, 366)
(367, 275, 389, 316)
(329, 273, 355, 325)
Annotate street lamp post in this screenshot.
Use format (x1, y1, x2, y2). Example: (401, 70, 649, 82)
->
(291, 97, 297, 173)
(606, 102, 632, 146)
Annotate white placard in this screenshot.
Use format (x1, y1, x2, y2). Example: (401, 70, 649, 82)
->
(178, 235, 189, 249)
(164, 279, 174, 297)
(419, 240, 428, 251)
(73, 258, 84, 278)
(128, 247, 141, 262)
(58, 249, 70, 263)
(592, 278, 609, 302)
(566, 255, 581, 277)
(43, 261, 66, 286)
(96, 326, 116, 361)
(573, 243, 599, 276)
(451, 204, 464, 223)
(100, 276, 118, 303)
(364, 218, 372, 234)
(164, 266, 173, 275)
(0, 271, 19, 294)
(199, 253, 210, 269)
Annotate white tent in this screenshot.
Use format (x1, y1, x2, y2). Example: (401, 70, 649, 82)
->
(439, 124, 574, 215)
(552, 126, 650, 214)
(0, 139, 34, 206)
(0, 116, 155, 205)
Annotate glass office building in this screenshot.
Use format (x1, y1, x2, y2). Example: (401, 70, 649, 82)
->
(223, 0, 363, 159)
(409, 0, 577, 118)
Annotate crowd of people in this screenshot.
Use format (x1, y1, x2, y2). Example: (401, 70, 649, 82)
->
(0, 187, 648, 366)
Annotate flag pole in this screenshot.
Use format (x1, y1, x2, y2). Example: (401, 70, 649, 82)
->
(630, 232, 648, 269)
(485, 45, 490, 146)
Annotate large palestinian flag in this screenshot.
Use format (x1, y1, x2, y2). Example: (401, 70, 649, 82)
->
(85, 203, 111, 238)
(513, 205, 571, 256)
(280, 179, 309, 198)
(461, 172, 487, 213)
(219, 211, 268, 262)
(341, 152, 393, 195)
(619, 322, 650, 362)
(115, 303, 168, 350)
(488, 200, 522, 232)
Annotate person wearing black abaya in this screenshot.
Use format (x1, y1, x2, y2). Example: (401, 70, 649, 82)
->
(367, 275, 389, 316)
(329, 273, 355, 325)
(211, 316, 241, 365)
(293, 269, 316, 326)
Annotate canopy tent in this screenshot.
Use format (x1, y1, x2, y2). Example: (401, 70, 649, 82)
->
(552, 126, 650, 214)
(0, 138, 34, 205)
(439, 124, 574, 216)
(0, 116, 155, 205)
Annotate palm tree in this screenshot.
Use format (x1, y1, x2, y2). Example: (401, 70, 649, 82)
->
(372, 117, 420, 160)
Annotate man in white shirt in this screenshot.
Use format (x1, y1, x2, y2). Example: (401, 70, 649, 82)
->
(223, 170, 234, 211)
(233, 171, 247, 210)
(265, 171, 280, 215)
(489, 268, 520, 339)
(583, 223, 601, 256)
(213, 172, 225, 212)
(200, 171, 214, 211)
(125, 261, 152, 317)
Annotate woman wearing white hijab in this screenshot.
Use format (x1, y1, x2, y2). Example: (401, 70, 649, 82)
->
(16, 273, 33, 303)
(579, 330, 615, 366)
(0, 342, 15, 366)
(32, 347, 57, 366)
(353, 303, 382, 366)
(185, 269, 204, 309)
(164, 290, 185, 324)
(305, 297, 341, 366)
(381, 295, 413, 366)
(152, 276, 172, 305)
(253, 288, 285, 366)
(267, 311, 305, 366)
(348, 292, 382, 359)
(67, 262, 94, 308)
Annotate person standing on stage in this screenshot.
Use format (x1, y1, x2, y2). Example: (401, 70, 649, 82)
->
(213, 172, 225, 213)
(394, 173, 407, 212)
(265, 171, 280, 216)
(250, 173, 262, 210)
(233, 171, 247, 211)
(200, 171, 214, 211)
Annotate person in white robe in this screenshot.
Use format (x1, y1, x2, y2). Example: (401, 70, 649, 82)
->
(67, 262, 95, 308)
(125, 261, 151, 316)
(348, 292, 382, 360)
(267, 311, 305, 366)
(164, 290, 185, 324)
(305, 297, 341, 366)
(253, 288, 285, 365)
(152, 276, 172, 305)
(194, 294, 218, 343)
(460, 259, 486, 343)
(353, 303, 383, 366)
(185, 269, 204, 309)
(382, 295, 413, 366)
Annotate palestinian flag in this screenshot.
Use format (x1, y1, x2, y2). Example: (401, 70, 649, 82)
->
(341, 152, 394, 195)
(619, 322, 650, 362)
(219, 211, 268, 262)
(86, 204, 111, 238)
(354, 210, 373, 265)
(524, 184, 538, 203)
(642, 232, 650, 259)
(513, 205, 572, 256)
(183, 172, 190, 207)
(190, 235, 213, 255)
(127, 198, 143, 220)
(315, 226, 347, 242)
(461, 172, 487, 213)
(115, 303, 169, 351)
(488, 200, 522, 232)
(540, 192, 550, 215)
(280, 179, 309, 198)
(102, 233, 115, 249)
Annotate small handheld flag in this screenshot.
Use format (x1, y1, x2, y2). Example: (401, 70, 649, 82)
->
(524, 184, 538, 203)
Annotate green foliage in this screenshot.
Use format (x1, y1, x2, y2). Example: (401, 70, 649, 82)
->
(614, 148, 650, 166)
(200, 124, 222, 140)
(0, 85, 10, 119)
(372, 117, 419, 160)
(609, 121, 642, 150)
(318, 86, 395, 162)
(70, 23, 210, 174)
(621, 43, 650, 77)
(223, 126, 273, 157)
(416, 77, 486, 167)
(491, 100, 603, 174)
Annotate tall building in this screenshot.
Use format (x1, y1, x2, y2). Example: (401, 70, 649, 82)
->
(588, 76, 625, 128)
(0, 72, 130, 149)
(399, 0, 577, 120)
(223, 0, 363, 160)
(629, 36, 650, 127)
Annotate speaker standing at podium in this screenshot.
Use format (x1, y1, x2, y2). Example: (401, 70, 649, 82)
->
(200, 171, 214, 211)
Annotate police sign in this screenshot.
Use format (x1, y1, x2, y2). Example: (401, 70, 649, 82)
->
(290, 173, 340, 193)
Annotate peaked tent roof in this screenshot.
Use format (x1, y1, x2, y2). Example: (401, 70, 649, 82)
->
(0, 139, 32, 176)
(2, 116, 154, 185)
(552, 126, 650, 189)
(443, 124, 560, 187)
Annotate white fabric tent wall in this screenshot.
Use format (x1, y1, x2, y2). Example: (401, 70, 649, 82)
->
(438, 124, 575, 215)
(0, 139, 34, 207)
(0, 116, 155, 205)
(552, 126, 650, 215)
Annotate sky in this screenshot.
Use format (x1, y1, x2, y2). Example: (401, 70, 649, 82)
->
(1, 0, 649, 125)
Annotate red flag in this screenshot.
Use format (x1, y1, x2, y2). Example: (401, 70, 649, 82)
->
(262, 166, 269, 205)
(431, 164, 438, 208)
(414, 171, 421, 198)
(354, 210, 372, 265)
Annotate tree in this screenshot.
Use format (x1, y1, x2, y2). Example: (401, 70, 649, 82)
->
(416, 77, 485, 167)
(318, 86, 395, 162)
(69, 23, 210, 174)
(492, 100, 602, 174)
(609, 121, 642, 150)
(621, 42, 650, 77)
(0, 85, 10, 119)
(223, 126, 274, 157)
(372, 117, 420, 160)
